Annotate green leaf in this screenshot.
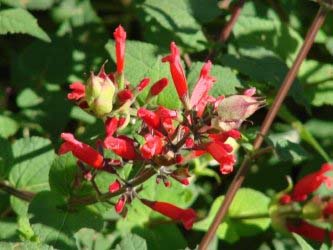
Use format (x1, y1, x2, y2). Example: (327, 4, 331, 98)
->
(0, 219, 18, 241)
(0, 9, 50, 42)
(305, 119, 333, 139)
(0, 114, 18, 139)
(299, 60, 333, 106)
(233, 15, 302, 65)
(0, 242, 56, 250)
(8, 137, 55, 215)
(133, 224, 187, 250)
(0, 139, 12, 179)
(49, 153, 78, 197)
(138, 0, 207, 51)
(70, 106, 96, 124)
(292, 233, 314, 250)
(105, 40, 181, 109)
(114, 234, 147, 250)
(0, 0, 54, 10)
(16, 88, 43, 108)
(271, 139, 309, 163)
(75, 228, 117, 250)
(194, 188, 270, 243)
(187, 62, 242, 96)
(29, 191, 103, 249)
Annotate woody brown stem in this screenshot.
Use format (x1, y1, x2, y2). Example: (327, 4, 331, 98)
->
(199, 6, 327, 250)
(0, 181, 35, 202)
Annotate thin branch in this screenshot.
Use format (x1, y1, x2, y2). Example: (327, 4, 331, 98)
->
(0, 181, 35, 202)
(199, 6, 328, 250)
(219, 0, 245, 43)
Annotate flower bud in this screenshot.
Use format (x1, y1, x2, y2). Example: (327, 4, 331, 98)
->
(85, 72, 115, 117)
(212, 93, 265, 132)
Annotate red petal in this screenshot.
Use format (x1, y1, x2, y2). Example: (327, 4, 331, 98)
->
(150, 78, 168, 96)
(137, 108, 160, 129)
(67, 82, 85, 100)
(140, 134, 164, 159)
(60, 133, 104, 169)
(109, 179, 121, 193)
(117, 89, 133, 103)
(113, 25, 127, 74)
(115, 196, 126, 213)
(137, 78, 150, 92)
(104, 135, 137, 160)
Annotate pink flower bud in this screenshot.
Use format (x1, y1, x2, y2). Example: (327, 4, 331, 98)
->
(213, 94, 265, 132)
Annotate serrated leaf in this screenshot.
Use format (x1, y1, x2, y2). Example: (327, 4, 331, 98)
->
(114, 234, 147, 250)
(29, 191, 103, 249)
(194, 188, 270, 243)
(187, 62, 242, 96)
(233, 15, 302, 65)
(49, 153, 78, 197)
(0, 8, 50, 42)
(8, 137, 55, 215)
(0, 0, 54, 10)
(0, 114, 18, 139)
(138, 0, 207, 51)
(299, 60, 333, 106)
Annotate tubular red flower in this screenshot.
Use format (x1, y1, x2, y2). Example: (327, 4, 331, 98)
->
(113, 25, 126, 74)
(109, 179, 121, 193)
(279, 194, 292, 205)
(323, 201, 333, 217)
(68, 82, 85, 101)
(206, 141, 236, 175)
(150, 78, 169, 96)
(190, 61, 216, 116)
(105, 117, 120, 137)
(209, 129, 241, 143)
(141, 199, 196, 230)
(59, 133, 104, 169)
(117, 89, 134, 103)
(292, 163, 333, 201)
(287, 220, 332, 242)
(162, 42, 188, 101)
(104, 135, 137, 160)
(137, 108, 160, 129)
(137, 78, 150, 92)
(140, 134, 164, 160)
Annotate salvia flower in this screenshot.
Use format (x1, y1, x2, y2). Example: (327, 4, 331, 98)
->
(292, 163, 333, 201)
(104, 135, 137, 160)
(162, 42, 189, 106)
(59, 133, 104, 169)
(141, 199, 196, 230)
(109, 179, 121, 193)
(68, 82, 86, 101)
(140, 134, 164, 160)
(113, 25, 126, 74)
(149, 78, 169, 96)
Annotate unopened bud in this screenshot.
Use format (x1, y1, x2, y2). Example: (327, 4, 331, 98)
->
(212, 93, 265, 131)
(86, 72, 115, 117)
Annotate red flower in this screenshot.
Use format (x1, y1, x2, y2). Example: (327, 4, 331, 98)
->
(150, 78, 169, 96)
(115, 195, 126, 213)
(162, 42, 188, 101)
(206, 141, 236, 174)
(117, 89, 134, 103)
(141, 199, 196, 230)
(190, 61, 216, 117)
(323, 201, 333, 217)
(137, 108, 160, 129)
(137, 78, 150, 92)
(113, 25, 127, 74)
(292, 163, 333, 201)
(104, 135, 137, 160)
(105, 117, 120, 137)
(109, 179, 121, 193)
(68, 82, 85, 101)
(287, 219, 333, 242)
(279, 194, 292, 205)
(59, 133, 104, 169)
(141, 134, 164, 160)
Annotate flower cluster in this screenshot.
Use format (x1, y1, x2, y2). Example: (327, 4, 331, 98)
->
(59, 25, 262, 229)
(274, 163, 333, 241)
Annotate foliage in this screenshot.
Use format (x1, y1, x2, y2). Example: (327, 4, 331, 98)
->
(0, 0, 333, 249)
